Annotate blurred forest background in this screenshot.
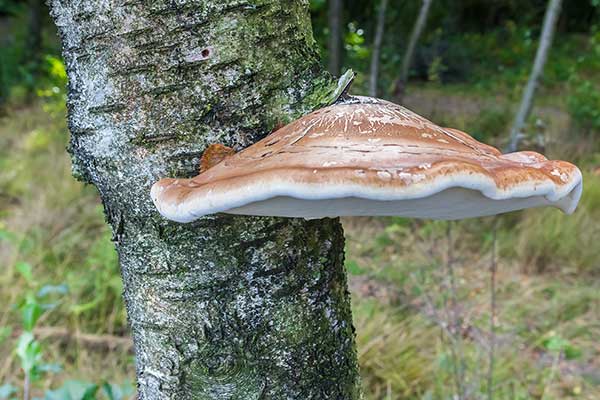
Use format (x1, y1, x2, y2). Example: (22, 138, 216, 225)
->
(1, 0, 600, 399)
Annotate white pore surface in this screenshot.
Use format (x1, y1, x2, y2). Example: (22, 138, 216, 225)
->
(226, 186, 581, 220)
(151, 167, 583, 222)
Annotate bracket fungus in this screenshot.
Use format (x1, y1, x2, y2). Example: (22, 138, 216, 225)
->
(151, 96, 582, 223)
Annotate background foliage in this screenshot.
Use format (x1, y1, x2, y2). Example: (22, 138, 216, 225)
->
(1, 0, 599, 399)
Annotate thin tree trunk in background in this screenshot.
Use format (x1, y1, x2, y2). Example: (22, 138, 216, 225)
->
(328, 0, 343, 75)
(507, 0, 563, 152)
(49, 1, 361, 399)
(24, 0, 43, 100)
(0, 16, 9, 109)
(369, 0, 388, 97)
(25, 0, 43, 59)
(393, 0, 433, 101)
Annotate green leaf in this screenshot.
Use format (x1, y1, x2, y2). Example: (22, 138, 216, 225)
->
(16, 332, 41, 374)
(0, 384, 17, 399)
(37, 284, 68, 298)
(100, 382, 133, 400)
(15, 262, 33, 283)
(101, 383, 115, 400)
(565, 345, 583, 360)
(44, 56, 67, 82)
(0, 229, 17, 244)
(345, 260, 365, 276)
(38, 363, 63, 374)
(44, 380, 97, 400)
(102, 382, 117, 400)
(543, 335, 570, 353)
(21, 299, 43, 331)
(80, 384, 98, 400)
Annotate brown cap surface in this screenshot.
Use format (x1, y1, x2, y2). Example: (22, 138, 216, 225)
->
(151, 96, 582, 222)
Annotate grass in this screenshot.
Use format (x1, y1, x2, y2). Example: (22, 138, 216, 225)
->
(0, 88, 599, 399)
(513, 173, 600, 274)
(344, 214, 600, 399)
(0, 104, 132, 398)
(354, 299, 436, 399)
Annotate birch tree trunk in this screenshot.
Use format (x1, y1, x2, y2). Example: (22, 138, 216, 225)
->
(49, 1, 361, 399)
(328, 0, 343, 75)
(369, 0, 388, 97)
(507, 0, 563, 152)
(392, 0, 432, 101)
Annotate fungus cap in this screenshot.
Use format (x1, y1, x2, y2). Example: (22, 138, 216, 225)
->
(151, 96, 582, 223)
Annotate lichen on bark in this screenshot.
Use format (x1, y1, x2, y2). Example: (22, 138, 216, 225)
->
(49, 0, 361, 399)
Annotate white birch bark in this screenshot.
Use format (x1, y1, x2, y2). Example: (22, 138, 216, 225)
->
(48, 1, 361, 398)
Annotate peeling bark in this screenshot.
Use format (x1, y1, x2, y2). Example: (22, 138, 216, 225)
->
(49, 1, 361, 399)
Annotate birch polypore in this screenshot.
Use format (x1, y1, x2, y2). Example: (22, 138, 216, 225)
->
(152, 96, 582, 222)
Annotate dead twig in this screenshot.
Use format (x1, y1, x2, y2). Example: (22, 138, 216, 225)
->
(445, 221, 466, 400)
(488, 219, 498, 400)
(11, 327, 133, 352)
